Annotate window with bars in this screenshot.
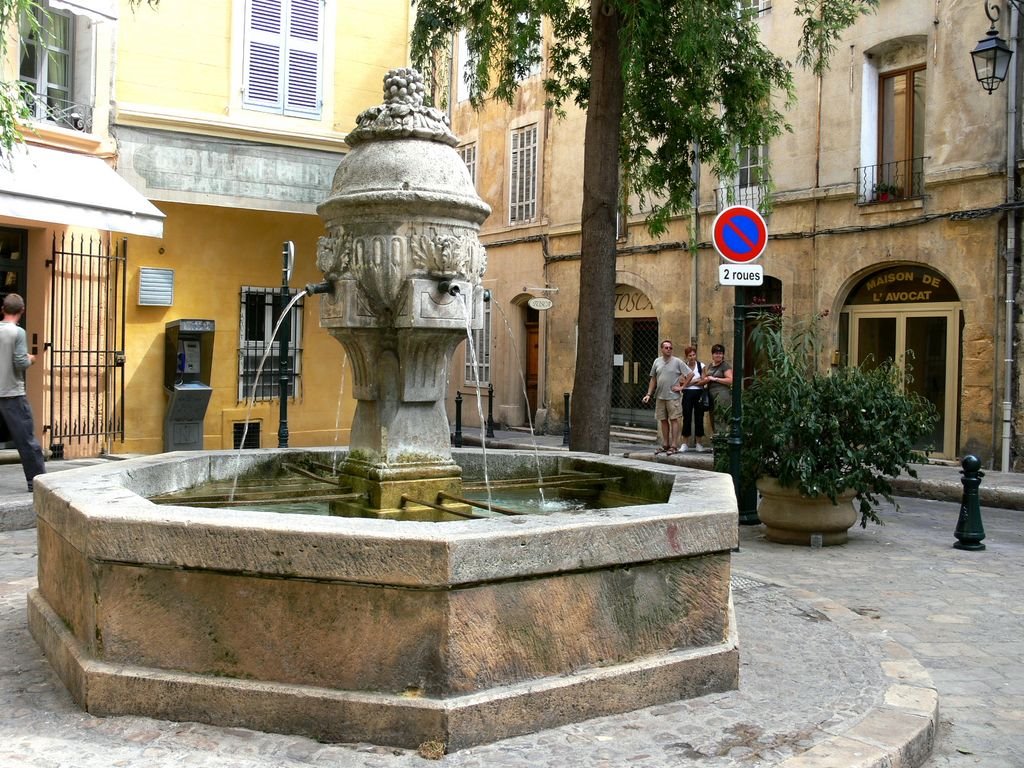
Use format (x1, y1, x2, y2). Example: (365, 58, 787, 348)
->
(716, 144, 768, 211)
(458, 143, 477, 186)
(464, 299, 491, 386)
(19, 4, 87, 130)
(242, 0, 323, 118)
(509, 124, 538, 224)
(238, 287, 304, 401)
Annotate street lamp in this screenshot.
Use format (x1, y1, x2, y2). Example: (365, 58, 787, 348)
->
(972, 1, 1019, 93)
(973, 1, 1023, 470)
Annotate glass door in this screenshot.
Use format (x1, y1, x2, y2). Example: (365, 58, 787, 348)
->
(848, 306, 958, 458)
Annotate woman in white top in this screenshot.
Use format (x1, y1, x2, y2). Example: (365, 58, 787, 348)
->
(680, 345, 707, 452)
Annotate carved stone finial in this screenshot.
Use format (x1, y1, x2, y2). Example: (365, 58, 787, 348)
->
(346, 67, 457, 147)
(383, 67, 425, 107)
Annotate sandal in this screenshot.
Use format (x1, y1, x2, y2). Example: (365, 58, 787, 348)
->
(655, 446, 670, 455)
(666, 447, 678, 455)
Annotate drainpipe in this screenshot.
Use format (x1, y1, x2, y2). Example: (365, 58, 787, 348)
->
(1002, 3, 1020, 472)
(690, 145, 700, 344)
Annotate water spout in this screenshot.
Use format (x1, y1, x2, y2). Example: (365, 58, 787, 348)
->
(438, 279, 460, 297)
(305, 280, 334, 295)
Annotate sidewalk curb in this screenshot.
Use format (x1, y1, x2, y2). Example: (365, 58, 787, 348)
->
(0, 494, 34, 531)
(740, 571, 938, 768)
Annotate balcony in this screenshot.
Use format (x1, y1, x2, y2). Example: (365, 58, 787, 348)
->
(22, 91, 93, 133)
(714, 183, 769, 212)
(856, 157, 927, 205)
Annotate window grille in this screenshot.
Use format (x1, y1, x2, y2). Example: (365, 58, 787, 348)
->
(238, 287, 304, 402)
(233, 421, 262, 449)
(509, 124, 538, 224)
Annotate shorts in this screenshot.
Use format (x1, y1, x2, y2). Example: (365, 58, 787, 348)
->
(655, 397, 682, 421)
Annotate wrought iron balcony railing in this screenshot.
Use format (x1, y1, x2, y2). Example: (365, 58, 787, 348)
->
(714, 183, 770, 212)
(22, 91, 93, 133)
(856, 157, 927, 205)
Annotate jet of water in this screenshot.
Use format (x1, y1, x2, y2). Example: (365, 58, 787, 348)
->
(230, 289, 308, 502)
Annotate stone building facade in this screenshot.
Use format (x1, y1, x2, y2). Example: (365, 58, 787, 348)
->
(447, 0, 1020, 468)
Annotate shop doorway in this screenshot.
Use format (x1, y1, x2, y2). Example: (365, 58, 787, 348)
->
(841, 266, 960, 459)
(611, 286, 658, 426)
(525, 306, 539, 417)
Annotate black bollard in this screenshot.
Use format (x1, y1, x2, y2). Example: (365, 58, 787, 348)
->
(453, 391, 463, 447)
(954, 454, 986, 551)
(486, 383, 496, 438)
(562, 392, 571, 446)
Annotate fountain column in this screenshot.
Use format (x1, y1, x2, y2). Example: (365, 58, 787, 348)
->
(315, 69, 491, 510)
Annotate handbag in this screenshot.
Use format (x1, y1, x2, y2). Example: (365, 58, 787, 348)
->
(700, 387, 711, 410)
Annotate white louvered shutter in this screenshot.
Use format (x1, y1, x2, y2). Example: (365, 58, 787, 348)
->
(243, 0, 321, 118)
(244, 0, 284, 112)
(284, 0, 321, 117)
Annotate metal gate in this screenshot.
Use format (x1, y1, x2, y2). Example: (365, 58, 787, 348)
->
(611, 317, 660, 426)
(45, 234, 127, 458)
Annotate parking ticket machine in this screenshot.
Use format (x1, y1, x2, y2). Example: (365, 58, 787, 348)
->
(164, 319, 215, 452)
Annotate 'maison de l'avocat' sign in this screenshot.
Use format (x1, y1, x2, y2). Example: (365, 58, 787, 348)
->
(846, 266, 958, 305)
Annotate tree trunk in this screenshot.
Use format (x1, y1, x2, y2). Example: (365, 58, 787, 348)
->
(569, 0, 623, 454)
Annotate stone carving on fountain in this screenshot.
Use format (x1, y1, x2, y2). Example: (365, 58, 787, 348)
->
(315, 68, 491, 510)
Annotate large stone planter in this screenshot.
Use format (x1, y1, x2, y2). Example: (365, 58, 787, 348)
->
(756, 476, 858, 546)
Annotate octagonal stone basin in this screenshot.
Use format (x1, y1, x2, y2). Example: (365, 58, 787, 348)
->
(28, 448, 739, 752)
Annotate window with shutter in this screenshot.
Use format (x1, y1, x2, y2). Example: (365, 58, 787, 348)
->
(509, 124, 538, 224)
(243, 0, 322, 118)
(458, 143, 476, 186)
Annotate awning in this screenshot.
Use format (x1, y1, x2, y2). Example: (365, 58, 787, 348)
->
(47, 0, 117, 23)
(0, 143, 164, 238)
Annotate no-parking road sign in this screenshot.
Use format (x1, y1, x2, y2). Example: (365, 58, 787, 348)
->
(712, 205, 768, 264)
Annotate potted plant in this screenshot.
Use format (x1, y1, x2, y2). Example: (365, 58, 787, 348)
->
(719, 311, 938, 545)
(871, 181, 901, 202)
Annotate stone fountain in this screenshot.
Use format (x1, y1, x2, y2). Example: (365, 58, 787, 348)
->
(27, 69, 740, 753)
(313, 68, 491, 511)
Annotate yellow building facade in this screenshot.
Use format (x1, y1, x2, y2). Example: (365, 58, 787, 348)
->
(448, 1, 1018, 467)
(1, 1, 165, 458)
(113, 0, 412, 455)
(4, 0, 412, 457)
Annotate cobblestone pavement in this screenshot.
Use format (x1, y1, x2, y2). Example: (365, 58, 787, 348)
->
(735, 497, 1024, 768)
(0, 494, 1019, 766)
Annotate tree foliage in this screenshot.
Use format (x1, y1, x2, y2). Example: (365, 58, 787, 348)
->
(412, 0, 876, 233)
(412, 0, 876, 453)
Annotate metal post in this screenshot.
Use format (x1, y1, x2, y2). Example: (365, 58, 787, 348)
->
(562, 392, 571, 446)
(453, 391, 463, 447)
(954, 455, 986, 550)
(486, 383, 496, 438)
(730, 287, 760, 525)
(278, 241, 294, 449)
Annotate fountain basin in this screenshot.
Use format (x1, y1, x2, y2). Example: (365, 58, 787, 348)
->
(29, 448, 739, 751)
